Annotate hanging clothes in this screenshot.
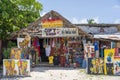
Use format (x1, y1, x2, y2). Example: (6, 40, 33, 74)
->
(93, 41, 99, 58)
(36, 38, 41, 57)
(32, 38, 37, 47)
(45, 45, 51, 57)
(53, 55, 60, 65)
(60, 54, 66, 67)
(52, 38, 55, 47)
(49, 56, 54, 64)
(93, 41, 99, 51)
(32, 37, 41, 57)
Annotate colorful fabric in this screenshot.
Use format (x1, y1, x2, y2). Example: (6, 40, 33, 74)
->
(49, 56, 54, 64)
(94, 41, 99, 51)
(37, 46, 41, 57)
(100, 47, 104, 57)
(45, 46, 51, 57)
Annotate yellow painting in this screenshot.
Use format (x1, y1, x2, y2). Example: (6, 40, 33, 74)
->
(41, 19, 63, 28)
(3, 59, 30, 76)
(104, 49, 115, 75)
(10, 48, 22, 59)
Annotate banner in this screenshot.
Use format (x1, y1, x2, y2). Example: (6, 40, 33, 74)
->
(3, 59, 30, 76)
(104, 49, 115, 75)
(17, 38, 31, 48)
(42, 28, 78, 37)
(41, 19, 63, 28)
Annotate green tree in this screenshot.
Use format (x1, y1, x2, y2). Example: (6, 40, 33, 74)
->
(87, 19, 96, 24)
(0, 0, 42, 62)
(0, 0, 43, 40)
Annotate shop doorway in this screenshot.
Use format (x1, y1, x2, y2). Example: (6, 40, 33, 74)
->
(39, 39, 48, 62)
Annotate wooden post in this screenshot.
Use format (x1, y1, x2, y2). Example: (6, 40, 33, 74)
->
(0, 39, 2, 62)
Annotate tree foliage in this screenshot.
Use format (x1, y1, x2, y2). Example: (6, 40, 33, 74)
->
(0, 0, 43, 40)
(87, 19, 96, 24)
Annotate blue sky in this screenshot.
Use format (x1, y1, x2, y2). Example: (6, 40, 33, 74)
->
(38, 0, 120, 24)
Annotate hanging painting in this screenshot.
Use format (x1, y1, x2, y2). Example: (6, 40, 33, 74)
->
(84, 44, 95, 58)
(17, 33, 31, 48)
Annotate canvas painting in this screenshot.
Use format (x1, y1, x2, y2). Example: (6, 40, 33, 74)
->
(3, 59, 30, 76)
(17, 38, 31, 48)
(10, 48, 22, 59)
(87, 58, 104, 74)
(114, 61, 120, 75)
(104, 49, 115, 75)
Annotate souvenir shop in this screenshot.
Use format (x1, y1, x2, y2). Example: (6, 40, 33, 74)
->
(85, 38, 120, 75)
(29, 17, 87, 68)
(6, 10, 91, 70)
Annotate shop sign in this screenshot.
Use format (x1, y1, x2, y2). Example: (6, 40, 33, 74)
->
(42, 28, 78, 37)
(3, 59, 30, 76)
(41, 18, 63, 28)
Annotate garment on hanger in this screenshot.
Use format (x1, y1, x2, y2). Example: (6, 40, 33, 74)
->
(52, 38, 55, 47)
(93, 41, 99, 51)
(49, 56, 54, 64)
(53, 55, 60, 65)
(45, 45, 51, 57)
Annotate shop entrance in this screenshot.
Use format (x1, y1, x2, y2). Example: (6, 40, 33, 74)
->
(39, 39, 48, 62)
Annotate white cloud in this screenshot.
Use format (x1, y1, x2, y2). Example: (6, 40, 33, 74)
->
(114, 19, 120, 24)
(80, 18, 88, 24)
(112, 5, 120, 9)
(71, 17, 99, 24)
(71, 17, 85, 24)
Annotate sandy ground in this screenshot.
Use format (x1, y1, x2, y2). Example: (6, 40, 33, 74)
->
(0, 67, 120, 80)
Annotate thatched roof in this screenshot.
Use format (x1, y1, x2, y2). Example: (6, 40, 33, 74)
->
(10, 10, 91, 39)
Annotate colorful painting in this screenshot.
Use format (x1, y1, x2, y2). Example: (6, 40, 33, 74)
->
(3, 59, 30, 76)
(114, 61, 120, 75)
(17, 37, 31, 48)
(104, 49, 115, 75)
(41, 18, 63, 28)
(115, 48, 120, 56)
(87, 58, 104, 74)
(10, 48, 22, 59)
(84, 44, 95, 58)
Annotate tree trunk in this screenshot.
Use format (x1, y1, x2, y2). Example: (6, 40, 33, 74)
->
(0, 39, 2, 63)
